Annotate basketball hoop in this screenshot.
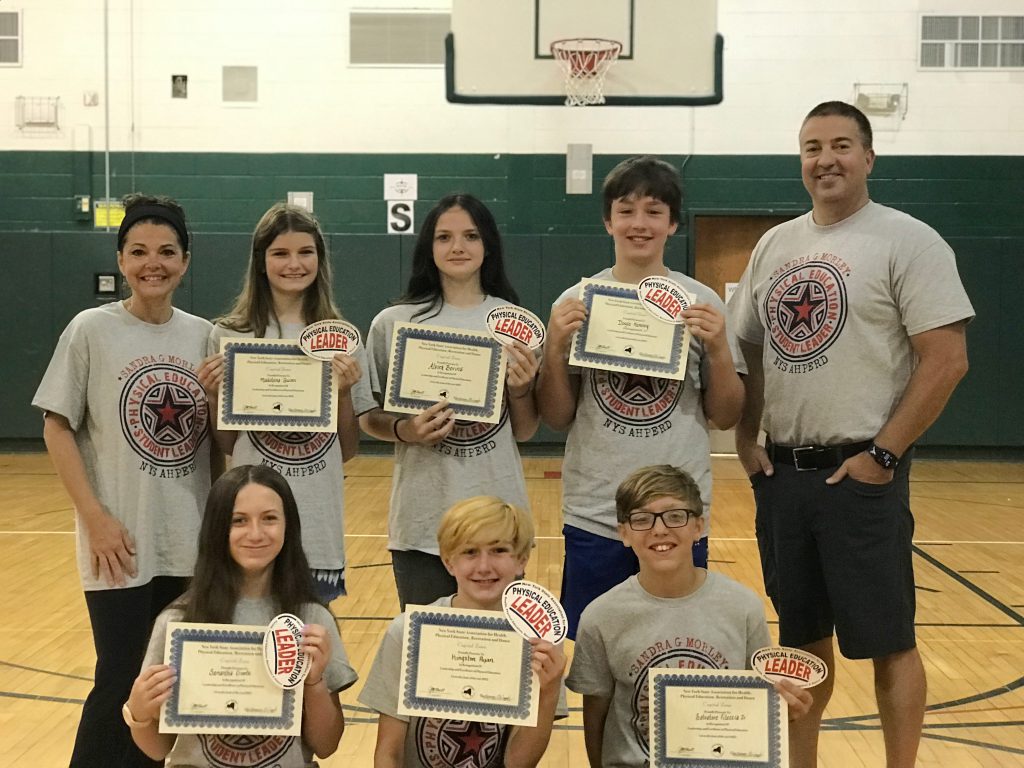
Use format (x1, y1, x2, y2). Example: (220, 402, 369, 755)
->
(551, 38, 622, 107)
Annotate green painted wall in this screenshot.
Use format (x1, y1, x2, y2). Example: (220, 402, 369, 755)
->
(3, 151, 1020, 446)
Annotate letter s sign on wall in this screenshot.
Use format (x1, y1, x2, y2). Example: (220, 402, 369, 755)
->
(387, 201, 414, 234)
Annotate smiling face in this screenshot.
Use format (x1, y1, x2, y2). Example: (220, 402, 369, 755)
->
(117, 221, 189, 306)
(444, 534, 528, 611)
(432, 206, 485, 288)
(618, 495, 705, 577)
(264, 230, 319, 300)
(799, 114, 875, 224)
(228, 482, 286, 582)
(604, 194, 679, 270)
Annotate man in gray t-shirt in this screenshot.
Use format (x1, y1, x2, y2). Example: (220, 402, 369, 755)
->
(729, 101, 974, 768)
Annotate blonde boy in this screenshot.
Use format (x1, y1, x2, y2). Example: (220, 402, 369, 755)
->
(566, 465, 809, 767)
(359, 497, 566, 768)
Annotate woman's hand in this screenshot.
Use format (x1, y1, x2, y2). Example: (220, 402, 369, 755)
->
(81, 504, 137, 587)
(545, 298, 587, 358)
(505, 342, 539, 399)
(196, 353, 225, 400)
(127, 665, 177, 725)
(301, 623, 333, 688)
(331, 353, 362, 397)
(396, 400, 456, 446)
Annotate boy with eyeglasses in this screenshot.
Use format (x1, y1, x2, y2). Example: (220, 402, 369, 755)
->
(566, 464, 810, 767)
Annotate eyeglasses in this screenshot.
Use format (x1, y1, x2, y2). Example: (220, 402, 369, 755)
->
(626, 509, 698, 531)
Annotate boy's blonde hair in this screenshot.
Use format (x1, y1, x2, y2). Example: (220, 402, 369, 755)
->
(438, 496, 535, 561)
(615, 465, 703, 524)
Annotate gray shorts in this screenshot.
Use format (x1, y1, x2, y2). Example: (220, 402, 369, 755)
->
(751, 451, 916, 660)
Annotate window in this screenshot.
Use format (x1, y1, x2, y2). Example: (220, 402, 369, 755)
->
(349, 11, 450, 65)
(0, 11, 21, 66)
(921, 15, 1024, 69)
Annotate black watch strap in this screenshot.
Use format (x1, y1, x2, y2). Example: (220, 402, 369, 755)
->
(868, 443, 900, 470)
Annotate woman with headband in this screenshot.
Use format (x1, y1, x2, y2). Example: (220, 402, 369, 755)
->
(33, 193, 216, 767)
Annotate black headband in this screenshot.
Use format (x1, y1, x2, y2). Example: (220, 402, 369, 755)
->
(117, 204, 190, 253)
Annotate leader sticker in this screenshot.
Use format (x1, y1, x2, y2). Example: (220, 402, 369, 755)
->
(263, 613, 310, 689)
(751, 646, 828, 689)
(501, 580, 568, 645)
(486, 305, 546, 350)
(637, 276, 693, 324)
(299, 320, 362, 360)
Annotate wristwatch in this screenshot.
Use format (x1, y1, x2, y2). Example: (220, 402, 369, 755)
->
(122, 701, 153, 728)
(867, 443, 900, 470)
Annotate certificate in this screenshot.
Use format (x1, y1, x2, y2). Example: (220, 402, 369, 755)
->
(649, 669, 787, 767)
(384, 323, 507, 424)
(569, 279, 689, 380)
(218, 338, 338, 432)
(398, 605, 538, 727)
(161, 622, 303, 736)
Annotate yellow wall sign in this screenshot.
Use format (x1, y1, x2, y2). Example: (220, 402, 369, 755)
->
(94, 200, 125, 228)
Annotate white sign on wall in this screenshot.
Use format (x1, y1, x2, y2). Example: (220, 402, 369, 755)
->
(387, 201, 414, 234)
(384, 174, 418, 201)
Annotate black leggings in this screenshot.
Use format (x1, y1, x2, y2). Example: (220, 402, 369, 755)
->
(70, 576, 186, 768)
(390, 549, 457, 612)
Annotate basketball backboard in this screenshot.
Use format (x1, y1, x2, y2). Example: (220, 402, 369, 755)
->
(446, 0, 722, 106)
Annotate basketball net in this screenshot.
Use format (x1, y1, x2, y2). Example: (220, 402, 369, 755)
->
(551, 38, 622, 107)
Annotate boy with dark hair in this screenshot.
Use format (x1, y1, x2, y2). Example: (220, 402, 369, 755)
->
(567, 465, 810, 767)
(536, 155, 745, 636)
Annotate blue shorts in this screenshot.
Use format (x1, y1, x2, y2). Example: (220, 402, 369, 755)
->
(752, 451, 916, 660)
(311, 568, 347, 604)
(561, 524, 709, 640)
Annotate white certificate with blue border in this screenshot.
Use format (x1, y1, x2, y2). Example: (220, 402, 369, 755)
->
(160, 622, 303, 736)
(217, 338, 338, 433)
(569, 278, 689, 380)
(648, 669, 787, 767)
(384, 323, 507, 424)
(398, 605, 538, 727)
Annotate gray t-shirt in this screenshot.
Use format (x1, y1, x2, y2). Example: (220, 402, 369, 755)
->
(32, 302, 213, 591)
(566, 573, 771, 768)
(728, 201, 975, 445)
(366, 299, 530, 554)
(557, 268, 742, 539)
(209, 323, 376, 571)
(142, 596, 357, 768)
(357, 595, 568, 768)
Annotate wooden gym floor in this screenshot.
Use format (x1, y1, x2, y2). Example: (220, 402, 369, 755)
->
(1, 452, 1022, 766)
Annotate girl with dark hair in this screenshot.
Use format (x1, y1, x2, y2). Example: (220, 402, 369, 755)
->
(199, 203, 375, 603)
(359, 193, 539, 610)
(126, 464, 355, 766)
(33, 193, 215, 767)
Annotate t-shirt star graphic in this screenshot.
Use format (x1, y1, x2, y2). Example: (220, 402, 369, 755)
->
(614, 372, 660, 403)
(434, 720, 504, 767)
(778, 283, 828, 339)
(142, 384, 195, 442)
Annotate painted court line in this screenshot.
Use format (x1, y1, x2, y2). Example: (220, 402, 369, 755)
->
(2, 530, 1023, 545)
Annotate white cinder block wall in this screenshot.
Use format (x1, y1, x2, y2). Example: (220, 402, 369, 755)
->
(1, 0, 1021, 155)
